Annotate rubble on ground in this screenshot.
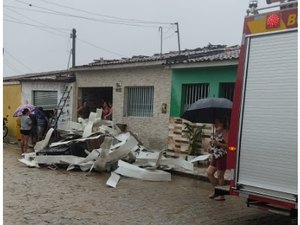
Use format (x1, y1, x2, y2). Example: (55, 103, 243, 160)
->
(18, 110, 206, 188)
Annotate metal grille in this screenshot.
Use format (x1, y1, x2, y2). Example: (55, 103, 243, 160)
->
(219, 82, 235, 101)
(126, 86, 154, 117)
(182, 83, 209, 112)
(33, 91, 58, 110)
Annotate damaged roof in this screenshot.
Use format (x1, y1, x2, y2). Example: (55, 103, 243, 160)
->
(4, 44, 240, 81)
(73, 44, 240, 69)
(3, 70, 75, 83)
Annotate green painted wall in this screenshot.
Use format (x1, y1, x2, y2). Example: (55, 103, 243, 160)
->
(170, 65, 237, 117)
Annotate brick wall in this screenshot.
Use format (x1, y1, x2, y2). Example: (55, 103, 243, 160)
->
(76, 65, 171, 149)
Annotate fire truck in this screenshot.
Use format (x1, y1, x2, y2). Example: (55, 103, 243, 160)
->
(218, 0, 298, 218)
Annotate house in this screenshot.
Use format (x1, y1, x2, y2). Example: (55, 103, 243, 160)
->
(3, 70, 75, 140)
(71, 44, 240, 150)
(71, 56, 172, 149)
(166, 45, 240, 154)
(3, 44, 239, 151)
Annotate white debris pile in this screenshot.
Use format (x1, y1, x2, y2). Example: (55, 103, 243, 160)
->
(18, 111, 196, 188)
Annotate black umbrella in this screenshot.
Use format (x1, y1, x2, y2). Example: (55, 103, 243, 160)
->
(181, 97, 232, 124)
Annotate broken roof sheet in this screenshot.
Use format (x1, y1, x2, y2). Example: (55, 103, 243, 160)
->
(73, 44, 240, 69)
(3, 69, 75, 82)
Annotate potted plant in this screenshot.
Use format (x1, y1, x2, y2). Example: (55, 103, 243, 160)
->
(182, 122, 205, 157)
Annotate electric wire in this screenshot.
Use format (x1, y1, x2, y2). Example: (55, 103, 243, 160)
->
(164, 31, 177, 40)
(37, 0, 171, 25)
(10, 2, 171, 28)
(77, 38, 126, 57)
(66, 49, 72, 70)
(4, 17, 126, 58)
(4, 1, 178, 65)
(4, 19, 69, 38)
(5, 7, 70, 39)
(4, 49, 35, 72)
(4, 61, 24, 75)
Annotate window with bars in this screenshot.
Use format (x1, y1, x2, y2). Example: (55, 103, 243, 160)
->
(182, 83, 209, 112)
(125, 86, 154, 117)
(33, 90, 58, 110)
(219, 82, 235, 101)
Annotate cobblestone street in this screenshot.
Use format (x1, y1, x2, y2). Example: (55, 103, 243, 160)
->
(4, 143, 294, 225)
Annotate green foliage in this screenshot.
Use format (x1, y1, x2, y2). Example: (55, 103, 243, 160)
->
(183, 123, 205, 155)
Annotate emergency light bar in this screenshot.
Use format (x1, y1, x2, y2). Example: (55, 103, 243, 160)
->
(266, 13, 281, 28)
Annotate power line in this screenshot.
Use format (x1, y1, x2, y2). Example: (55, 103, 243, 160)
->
(4, 17, 126, 58)
(4, 19, 69, 38)
(164, 31, 176, 40)
(4, 61, 24, 75)
(5, 7, 70, 32)
(77, 38, 126, 58)
(38, 0, 171, 25)
(4, 49, 35, 72)
(7, 2, 172, 29)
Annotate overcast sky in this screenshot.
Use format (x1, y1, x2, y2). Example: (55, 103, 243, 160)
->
(3, 0, 270, 76)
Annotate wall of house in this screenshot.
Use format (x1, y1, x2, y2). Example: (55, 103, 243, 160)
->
(3, 82, 21, 140)
(170, 65, 237, 117)
(76, 65, 172, 149)
(21, 81, 75, 129)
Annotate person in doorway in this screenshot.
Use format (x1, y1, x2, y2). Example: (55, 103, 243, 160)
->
(101, 100, 111, 120)
(104, 101, 112, 120)
(77, 101, 90, 119)
(35, 107, 48, 141)
(47, 109, 57, 130)
(29, 111, 37, 146)
(20, 108, 32, 154)
(207, 117, 228, 201)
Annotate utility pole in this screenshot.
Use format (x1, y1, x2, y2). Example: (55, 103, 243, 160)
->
(159, 26, 163, 56)
(70, 28, 76, 68)
(174, 22, 181, 54)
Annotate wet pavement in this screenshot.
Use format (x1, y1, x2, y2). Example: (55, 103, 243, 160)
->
(3, 143, 295, 225)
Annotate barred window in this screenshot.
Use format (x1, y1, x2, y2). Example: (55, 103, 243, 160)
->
(125, 86, 154, 117)
(219, 82, 235, 101)
(182, 83, 209, 112)
(33, 90, 58, 110)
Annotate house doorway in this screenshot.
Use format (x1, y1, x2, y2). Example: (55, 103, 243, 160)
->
(78, 87, 113, 113)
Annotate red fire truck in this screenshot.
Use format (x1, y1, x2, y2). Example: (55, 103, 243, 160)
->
(222, 0, 298, 218)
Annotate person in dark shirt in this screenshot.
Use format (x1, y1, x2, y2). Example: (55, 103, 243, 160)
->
(35, 107, 48, 141)
(29, 112, 37, 146)
(77, 101, 90, 119)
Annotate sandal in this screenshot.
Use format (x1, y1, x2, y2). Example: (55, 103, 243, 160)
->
(208, 192, 217, 199)
(214, 195, 225, 201)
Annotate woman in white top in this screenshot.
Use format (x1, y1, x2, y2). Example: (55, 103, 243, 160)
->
(207, 117, 228, 201)
(20, 108, 32, 154)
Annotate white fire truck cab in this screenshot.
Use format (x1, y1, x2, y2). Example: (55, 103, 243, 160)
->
(223, 0, 298, 218)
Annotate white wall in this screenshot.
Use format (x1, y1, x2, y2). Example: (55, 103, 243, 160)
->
(76, 65, 171, 149)
(21, 81, 74, 129)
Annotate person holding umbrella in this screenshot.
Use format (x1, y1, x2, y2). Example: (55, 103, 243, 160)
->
(181, 97, 232, 201)
(207, 116, 228, 201)
(20, 108, 32, 154)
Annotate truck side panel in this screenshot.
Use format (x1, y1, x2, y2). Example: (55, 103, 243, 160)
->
(236, 30, 297, 202)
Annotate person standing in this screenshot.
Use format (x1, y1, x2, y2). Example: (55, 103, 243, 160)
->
(101, 100, 111, 120)
(104, 101, 112, 120)
(29, 112, 37, 146)
(77, 101, 90, 119)
(20, 108, 32, 154)
(36, 107, 48, 141)
(207, 117, 228, 201)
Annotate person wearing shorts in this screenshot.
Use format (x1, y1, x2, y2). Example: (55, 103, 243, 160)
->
(20, 108, 32, 154)
(207, 117, 228, 201)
